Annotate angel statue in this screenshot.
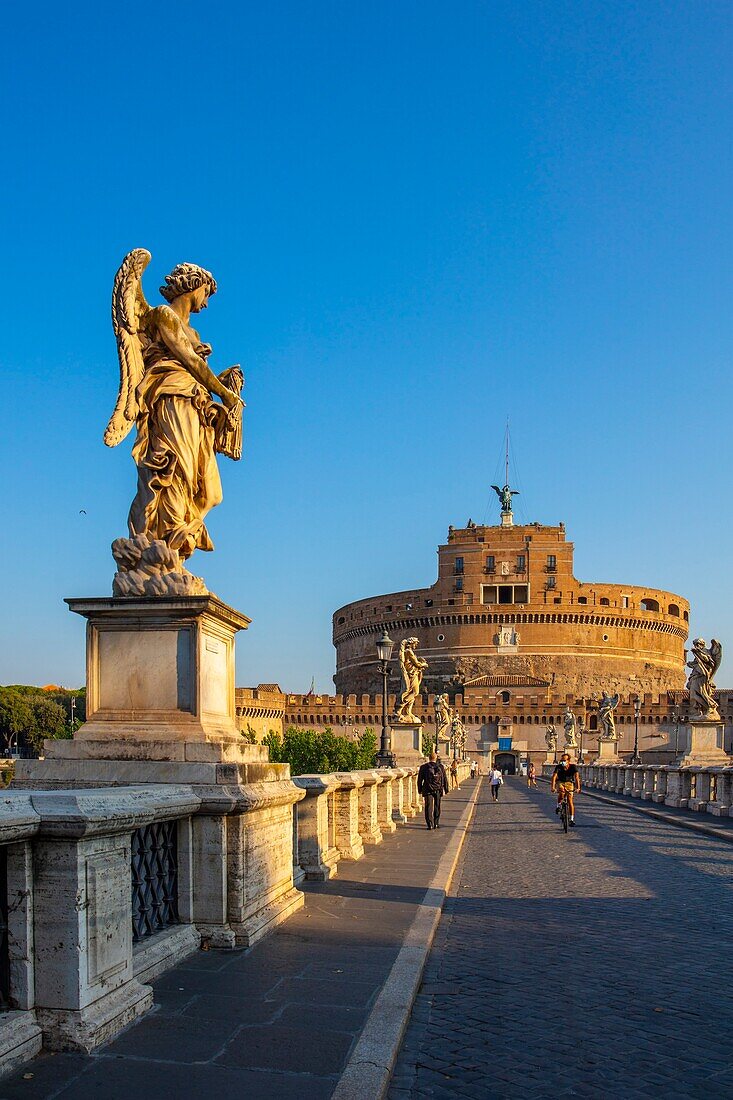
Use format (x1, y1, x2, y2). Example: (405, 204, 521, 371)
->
(104, 249, 245, 596)
(687, 638, 722, 721)
(598, 692, 620, 740)
(434, 693, 452, 745)
(561, 706, 576, 748)
(544, 724, 557, 752)
(491, 482, 519, 515)
(395, 638, 428, 724)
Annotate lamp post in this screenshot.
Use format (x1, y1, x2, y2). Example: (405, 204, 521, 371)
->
(70, 696, 77, 734)
(376, 630, 395, 766)
(632, 695, 641, 764)
(671, 703, 680, 758)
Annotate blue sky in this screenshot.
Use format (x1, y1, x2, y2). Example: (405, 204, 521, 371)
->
(1, 1, 731, 690)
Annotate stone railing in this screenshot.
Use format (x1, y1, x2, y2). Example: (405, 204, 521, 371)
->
(0, 761, 467, 1078)
(293, 766, 421, 880)
(0, 785, 200, 1075)
(576, 762, 733, 818)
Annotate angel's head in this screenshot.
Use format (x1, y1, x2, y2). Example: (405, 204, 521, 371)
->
(160, 263, 217, 312)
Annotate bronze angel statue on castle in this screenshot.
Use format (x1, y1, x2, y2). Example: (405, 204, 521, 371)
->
(105, 249, 244, 596)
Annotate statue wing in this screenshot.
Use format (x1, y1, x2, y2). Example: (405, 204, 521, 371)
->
(104, 248, 152, 447)
(610, 694, 620, 709)
(711, 639, 723, 677)
(491, 485, 501, 497)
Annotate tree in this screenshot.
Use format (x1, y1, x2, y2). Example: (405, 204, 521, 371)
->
(27, 697, 69, 753)
(263, 726, 377, 776)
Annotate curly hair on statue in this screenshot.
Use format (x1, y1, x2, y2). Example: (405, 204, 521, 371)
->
(159, 262, 217, 302)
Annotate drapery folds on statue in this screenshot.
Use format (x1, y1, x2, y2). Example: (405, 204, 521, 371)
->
(104, 249, 244, 596)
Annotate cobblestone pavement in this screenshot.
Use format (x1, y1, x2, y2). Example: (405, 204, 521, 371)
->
(390, 779, 733, 1099)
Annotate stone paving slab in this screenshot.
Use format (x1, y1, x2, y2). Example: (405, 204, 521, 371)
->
(390, 779, 733, 1098)
(0, 780, 478, 1100)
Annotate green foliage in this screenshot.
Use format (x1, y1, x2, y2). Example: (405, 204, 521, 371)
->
(0, 685, 83, 753)
(264, 726, 378, 776)
(421, 730, 435, 757)
(240, 724, 258, 744)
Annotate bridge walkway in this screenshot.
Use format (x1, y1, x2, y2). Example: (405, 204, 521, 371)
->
(389, 777, 733, 1098)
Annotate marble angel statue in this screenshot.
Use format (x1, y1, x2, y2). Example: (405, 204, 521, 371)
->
(104, 249, 244, 596)
(395, 638, 428, 724)
(687, 638, 722, 721)
(598, 692, 620, 740)
(434, 693, 452, 744)
(544, 724, 557, 752)
(563, 706, 577, 748)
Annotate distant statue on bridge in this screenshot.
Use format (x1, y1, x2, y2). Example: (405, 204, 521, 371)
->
(563, 706, 577, 748)
(598, 692, 620, 740)
(491, 483, 519, 515)
(395, 638, 428, 724)
(434, 693, 452, 744)
(687, 638, 722, 721)
(545, 724, 557, 752)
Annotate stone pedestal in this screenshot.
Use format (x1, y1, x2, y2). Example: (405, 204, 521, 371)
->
(390, 722, 424, 767)
(376, 770, 398, 834)
(595, 738, 621, 764)
(292, 776, 340, 880)
(677, 720, 730, 767)
(15, 595, 306, 951)
(332, 773, 365, 860)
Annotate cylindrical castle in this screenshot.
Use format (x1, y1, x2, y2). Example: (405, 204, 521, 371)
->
(333, 519, 689, 699)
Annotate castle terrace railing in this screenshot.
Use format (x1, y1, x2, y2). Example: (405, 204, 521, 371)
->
(573, 762, 733, 819)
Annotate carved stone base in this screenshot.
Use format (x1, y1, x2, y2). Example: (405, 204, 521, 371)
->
(595, 738, 621, 764)
(678, 720, 729, 767)
(390, 722, 424, 767)
(36, 979, 152, 1053)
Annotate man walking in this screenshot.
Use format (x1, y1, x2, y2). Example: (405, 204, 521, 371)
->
(489, 765, 503, 802)
(417, 751, 449, 829)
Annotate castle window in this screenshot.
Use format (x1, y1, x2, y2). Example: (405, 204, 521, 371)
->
(455, 577, 463, 592)
(482, 585, 497, 604)
(486, 555, 495, 573)
(668, 603, 680, 617)
(337, 616, 345, 624)
(516, 554, 526, 573)
(599, 597, 610, 606)
(622, 596, 629, 609)
(437, 634, 445, 641)
(425, 598, 433, 607)
(500, 691, 511, 705)
(683, 610, 689, 621)
(498, 585, 512, 604)
(554, 597, 561, 604)
(641, 598, 659, 612)
(514, 585, 528, 603)
(454, 557, 464, 574)
(546, 555, 557, 572)
(577, 596, 587, 604)
(546, 576, 556, 590)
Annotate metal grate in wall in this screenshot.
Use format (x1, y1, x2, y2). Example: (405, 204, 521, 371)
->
(131, 821, 179, 943)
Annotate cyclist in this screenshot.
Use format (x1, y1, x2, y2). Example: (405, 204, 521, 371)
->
(550, 752, 581, 827)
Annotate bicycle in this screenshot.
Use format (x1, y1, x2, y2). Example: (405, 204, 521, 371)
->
(557, 787, 570, 833)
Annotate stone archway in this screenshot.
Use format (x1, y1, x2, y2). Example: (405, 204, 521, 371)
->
(493, 751, 517, 775)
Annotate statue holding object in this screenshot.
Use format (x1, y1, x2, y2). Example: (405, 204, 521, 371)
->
(687, 638, 722, 722)
(563, 706, 577, 748)
(598, 692, 620, 741)
(105, 249, 245, 597)
(395, 638, 428, 724)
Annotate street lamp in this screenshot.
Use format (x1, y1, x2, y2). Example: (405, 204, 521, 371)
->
(632, 695, 641, 764)
(671, 702, 680, 758)
(376, 630, 395, 766)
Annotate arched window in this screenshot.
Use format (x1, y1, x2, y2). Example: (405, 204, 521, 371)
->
(668, 603, 680, 616)
(599, 597, 610, 606)
(589, 714, 598, 730)
(577, 596, 587, 604)
(683, 610, 689, 621)
(641, 597, 660, 612)
(499, 690, 511, 705)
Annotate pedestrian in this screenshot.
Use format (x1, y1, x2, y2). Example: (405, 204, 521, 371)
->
(489, 765, 503, 802)
(417, 751, 449, 829)
(527, 761, 537, 788)
(470, 760, 477, 779)
(450, 758, 460, 790)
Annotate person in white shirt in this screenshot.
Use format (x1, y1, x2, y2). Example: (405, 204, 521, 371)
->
(489, 767, 503, 802)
